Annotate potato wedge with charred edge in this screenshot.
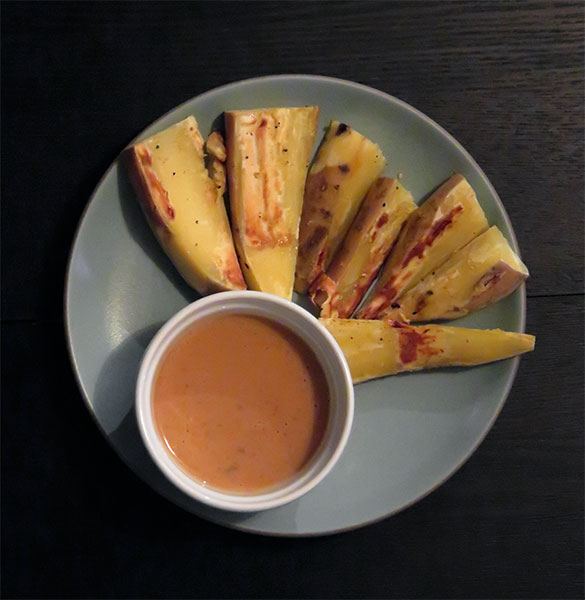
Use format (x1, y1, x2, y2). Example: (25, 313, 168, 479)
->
(321, 318, 535, 384)
(123, 117, 246, 295)
(380, 226, 528, 322)
(309, 178, 416, 318)
(225, 106, 319, 299)
(356, 173, 488, 319)
(294, 121, 386, 294)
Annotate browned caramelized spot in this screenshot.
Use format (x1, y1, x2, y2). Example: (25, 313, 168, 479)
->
(401, 241, 426, 267)
(402, 205, 463, 268)
(304, 225, 328, 251)
(227, 261, 246, 288)
(338, 164, 350, 173)
(309, 273, 337, 309)
(145, 168, 175, 219)
(357, 278, 398, 319)
(389, 322, 437, 364)
(320, 208, 332, 219)
(304, 171, 329, 200)
(124, 149, 168, 233)
(335, 280, 370, 319)
(137, 146, 152, 166)
(429, 205, 463, 242)
(391, 302, 401, 309)
(376, 214, 389, 228)
(414, 294, 428, 314)
(378, 280, 398, 303)
(334, 184, 340, 190)
(217, 252, 246, 289)
(336, 123, 349, 135)
(316, 246, 327, 269)
(244, 114, 289, 248)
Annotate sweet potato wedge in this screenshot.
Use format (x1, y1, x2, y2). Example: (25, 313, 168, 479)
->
(294, 121, 386, 293)
(123, 116, 246, 294)
(225, 106, 319, 299)
(309, 178, 415, 318)
(321, 318, 535, 384)
(380, 226, 528, 322)
(355, 173, 488, 319)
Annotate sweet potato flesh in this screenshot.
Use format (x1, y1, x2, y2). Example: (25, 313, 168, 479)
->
(124, 116, 245, 294)
(356, 173, 488, 319)
(321, 318, 535, 383)
(294, 121, 386, 293)
(310, 178, 415, 318)
(225, 107, 319, 299)
(381, 226, 528, 322)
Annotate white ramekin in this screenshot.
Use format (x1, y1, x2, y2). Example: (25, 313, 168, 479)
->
(136, 291, 354, 512)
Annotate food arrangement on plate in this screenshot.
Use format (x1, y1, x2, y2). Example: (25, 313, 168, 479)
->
(124, 107, 535, 386)
(65, 76, 535, 530)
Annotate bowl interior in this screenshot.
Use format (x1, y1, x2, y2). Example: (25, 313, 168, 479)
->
(136, 292, 354, 511)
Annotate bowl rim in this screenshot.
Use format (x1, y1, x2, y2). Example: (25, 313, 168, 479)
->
(135, 290, 355, 512)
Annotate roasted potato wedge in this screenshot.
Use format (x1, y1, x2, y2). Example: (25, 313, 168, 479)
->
(356, 173, 488, 319)
(381, 226, 528, 322)
(294, 121, 386, 293)
(321, 318, 535, 384)
(309, 178, 415, 318)
(225, 106, 319, 299)
(123, 117, 246, 294)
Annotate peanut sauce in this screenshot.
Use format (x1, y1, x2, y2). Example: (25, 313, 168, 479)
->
(153, 314, 330, 493)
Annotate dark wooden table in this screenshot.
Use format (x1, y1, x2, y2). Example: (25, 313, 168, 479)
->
(2, 2, 583, 598)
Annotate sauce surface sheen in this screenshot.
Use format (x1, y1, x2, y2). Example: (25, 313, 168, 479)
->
(153, 313, 330, 492)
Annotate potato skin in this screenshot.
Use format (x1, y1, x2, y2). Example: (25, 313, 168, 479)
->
(462, 260, 527, 313)
(380, 227, 528, 323)
(123, 146, 170, 235)
(295, 165, 350, 293)
(309, 178, 415, 318)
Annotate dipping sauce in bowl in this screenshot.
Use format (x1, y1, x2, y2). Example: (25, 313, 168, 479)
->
(136, 291, 353, 512)
(153, 313, 330, 492)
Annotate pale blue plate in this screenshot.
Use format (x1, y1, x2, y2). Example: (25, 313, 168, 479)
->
(65, 75, 525, 536)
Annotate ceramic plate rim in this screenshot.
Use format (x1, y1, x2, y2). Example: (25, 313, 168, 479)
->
(64, 74, 526, 536)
